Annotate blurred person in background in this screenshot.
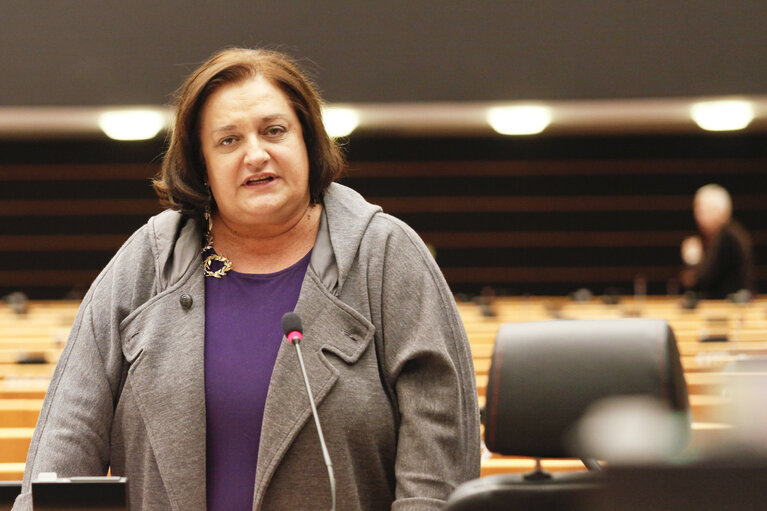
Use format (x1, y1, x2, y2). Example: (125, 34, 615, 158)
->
(680, 184, 754, 299)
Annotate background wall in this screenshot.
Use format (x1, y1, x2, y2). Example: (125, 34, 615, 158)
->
(1, 1, 766, 105)
(1, 2, 765, 299)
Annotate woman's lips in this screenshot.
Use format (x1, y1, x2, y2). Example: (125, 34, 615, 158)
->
(244, 175, 276, 186)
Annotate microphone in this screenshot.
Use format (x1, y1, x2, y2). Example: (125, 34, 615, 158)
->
(281, 312, 336, 511)
(282, 312, 304, 345)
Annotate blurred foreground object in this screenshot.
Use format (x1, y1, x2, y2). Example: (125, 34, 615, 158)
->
(718, 356, 767, 452)
(597, 355, 767, 510)
(600, 456, 767, 511)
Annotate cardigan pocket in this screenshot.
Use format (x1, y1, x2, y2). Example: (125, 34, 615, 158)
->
(121, 330, 145, 364)
(113, 330, 144, 412)
(321, 329, 373, 365)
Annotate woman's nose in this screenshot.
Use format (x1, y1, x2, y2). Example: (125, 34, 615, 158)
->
(244, 138, 270, 167)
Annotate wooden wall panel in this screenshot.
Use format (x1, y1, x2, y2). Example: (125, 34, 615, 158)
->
(1, 135, 765, 298)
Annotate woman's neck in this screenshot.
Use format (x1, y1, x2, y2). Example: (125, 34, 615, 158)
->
(210, 203, 321, 274)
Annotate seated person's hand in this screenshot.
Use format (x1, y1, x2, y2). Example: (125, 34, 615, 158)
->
(681, 235, 703, 266)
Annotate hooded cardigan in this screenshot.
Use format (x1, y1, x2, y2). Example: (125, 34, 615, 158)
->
(13, 183, 481, 510)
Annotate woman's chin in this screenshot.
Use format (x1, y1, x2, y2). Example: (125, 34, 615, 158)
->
(229, 202, 305, 227)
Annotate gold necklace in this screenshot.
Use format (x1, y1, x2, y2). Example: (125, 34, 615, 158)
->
(203, 210, 233, 278)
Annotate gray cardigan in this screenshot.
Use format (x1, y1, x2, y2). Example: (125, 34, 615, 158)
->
(13, 183, 481, 510)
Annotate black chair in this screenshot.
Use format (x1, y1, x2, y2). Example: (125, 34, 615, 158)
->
(446, 318, 691, 511)
(0, 481, 22, 511)
(31, 476, 129, 511)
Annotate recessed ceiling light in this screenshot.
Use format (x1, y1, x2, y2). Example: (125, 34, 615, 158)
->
(322, 107, 360, 137)
(690, 100, 754, 131)
(486, 105, 552, 135)
(98, 109, 167, 140)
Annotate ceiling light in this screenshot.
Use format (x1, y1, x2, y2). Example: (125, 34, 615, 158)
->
(487, 105, 552, 135)
(98, 109, 167, 140)
(690, 100, 754, 131)
(323, 107, 360, 137)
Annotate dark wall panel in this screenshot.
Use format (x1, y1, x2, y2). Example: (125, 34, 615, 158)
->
(1, 134, 765, 299)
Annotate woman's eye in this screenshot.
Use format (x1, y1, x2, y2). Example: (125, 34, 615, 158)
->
(219, 136, 236, 146)
(265, 126, 287, 137)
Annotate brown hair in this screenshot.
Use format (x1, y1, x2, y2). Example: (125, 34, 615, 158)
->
(153, 47, 345, 221)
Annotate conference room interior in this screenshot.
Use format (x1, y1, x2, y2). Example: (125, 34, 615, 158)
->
(2, 2, 767, 509)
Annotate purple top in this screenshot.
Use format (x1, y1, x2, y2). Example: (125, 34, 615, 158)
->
(204, 250, 312, 511)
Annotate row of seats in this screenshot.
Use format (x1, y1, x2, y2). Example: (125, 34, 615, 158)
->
(459, 295, 766, 477)
(1, 297, 766, 481)
(0, 300, 78, 483)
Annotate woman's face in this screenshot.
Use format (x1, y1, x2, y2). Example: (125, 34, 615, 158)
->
(199, 75, 310, 230)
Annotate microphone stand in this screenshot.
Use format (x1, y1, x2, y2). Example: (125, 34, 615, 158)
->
(292, 339, 337, 511)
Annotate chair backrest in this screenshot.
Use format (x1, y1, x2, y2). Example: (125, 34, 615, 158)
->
(484, 318, 690, 459)
(446, 318, 691, 511)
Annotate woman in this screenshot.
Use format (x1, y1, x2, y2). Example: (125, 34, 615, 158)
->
(13, 48, 480, 510)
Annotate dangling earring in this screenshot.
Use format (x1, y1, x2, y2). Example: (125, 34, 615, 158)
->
(202, 189, 232, 278)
